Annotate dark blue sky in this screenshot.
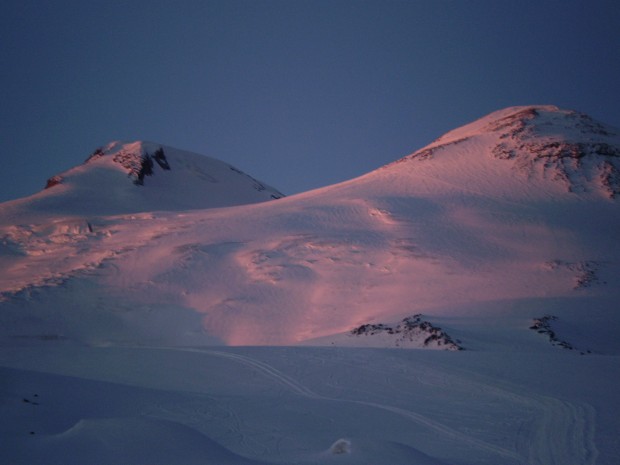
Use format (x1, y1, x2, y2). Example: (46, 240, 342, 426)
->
(1, 0, 619, 201)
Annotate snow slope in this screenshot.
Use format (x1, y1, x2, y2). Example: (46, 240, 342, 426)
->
(1, 106, 619, 464)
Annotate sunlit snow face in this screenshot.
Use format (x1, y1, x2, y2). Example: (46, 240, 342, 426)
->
(1, 107, 619, 348)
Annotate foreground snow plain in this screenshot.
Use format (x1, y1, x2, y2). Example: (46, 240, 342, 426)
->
(1, 106, 619, 464)
(2, 344, 617, 465)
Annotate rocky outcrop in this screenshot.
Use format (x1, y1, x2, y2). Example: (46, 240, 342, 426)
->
(350, 314, 463, 350)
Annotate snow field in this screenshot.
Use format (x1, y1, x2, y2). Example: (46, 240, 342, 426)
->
(1, 345, 615, 464)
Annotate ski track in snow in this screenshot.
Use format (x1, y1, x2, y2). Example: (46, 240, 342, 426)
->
(201, 349, 320, 399)
(409, 358, 599, 465)
(153, 347, 597, 465)
(522, 397, 597, 465)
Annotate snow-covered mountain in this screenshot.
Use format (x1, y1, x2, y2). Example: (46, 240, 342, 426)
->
(1, 106, 620, 465)
(383, 105, 620, 198)
(1, 140, 283, 218)
(0, 106, 617, 347)
(2, 105, 618, 348)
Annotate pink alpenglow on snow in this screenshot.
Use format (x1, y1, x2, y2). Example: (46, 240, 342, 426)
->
(1, 106, 619, 347)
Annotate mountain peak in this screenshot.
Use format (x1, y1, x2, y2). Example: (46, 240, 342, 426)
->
(16, 141, 284, 217)
(389, 106, 620, 198)
(81, 141, 172, 186)
(421, 105, 617, 149)
(431, 105, 615, 145)
(483, 105, 617, 140)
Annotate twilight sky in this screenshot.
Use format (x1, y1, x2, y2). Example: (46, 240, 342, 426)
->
(1, 0, 618, 202)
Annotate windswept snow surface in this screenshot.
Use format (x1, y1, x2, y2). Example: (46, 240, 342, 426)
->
(1, 106, 619, 464)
